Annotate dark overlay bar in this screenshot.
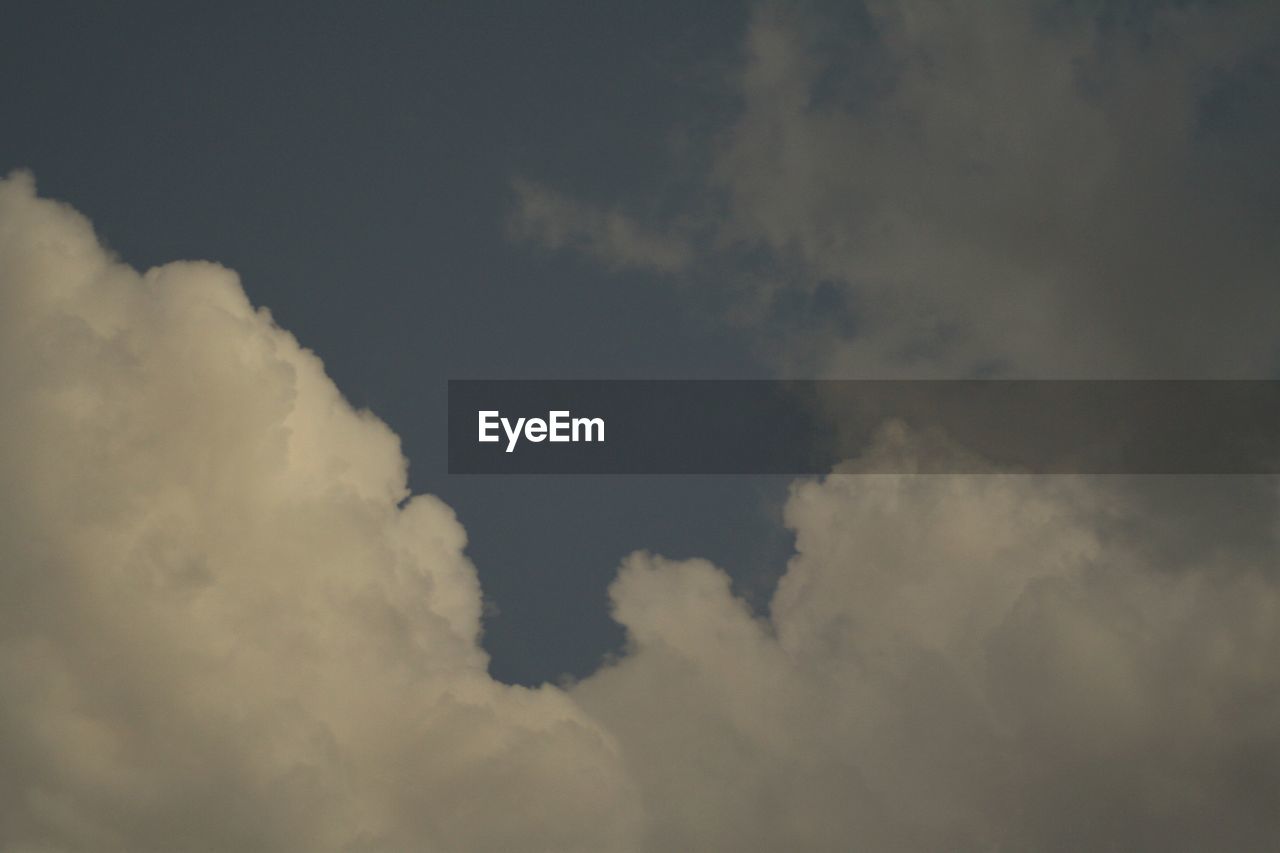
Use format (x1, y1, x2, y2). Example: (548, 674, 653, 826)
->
(447, 380, 1280, 475)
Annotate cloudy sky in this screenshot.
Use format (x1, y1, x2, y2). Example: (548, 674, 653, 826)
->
(2, 1, 1279, 850)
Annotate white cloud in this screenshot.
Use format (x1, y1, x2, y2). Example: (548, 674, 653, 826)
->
(573, 427, 1280, 851)
(4, 168, 1280, 852)
(0, 172, 640, 852)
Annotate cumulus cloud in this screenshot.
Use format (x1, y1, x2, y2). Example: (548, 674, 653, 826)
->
(4, 163, 1280, 852)
(574, 427, 1280, 851)
(0, 172, 639, 852)
(501, 19, 1280, 843)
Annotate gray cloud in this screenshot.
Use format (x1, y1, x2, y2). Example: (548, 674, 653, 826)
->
(518, 0, 1280, 378)
(508, 178, 694, 275)
(500, 4, 1280, 847)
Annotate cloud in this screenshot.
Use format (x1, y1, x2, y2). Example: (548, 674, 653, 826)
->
(500, 30, 1280, 849)
(4, 158, 1280, 850)
(516, 0, 1280, 377)
(500, 17, 1280, 844)
(0, 172, 640, 852)
(508, 178, 694, 274)
(573, 427, 1280, 851)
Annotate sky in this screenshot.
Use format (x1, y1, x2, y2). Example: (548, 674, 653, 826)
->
(2, 1, 1280, 850)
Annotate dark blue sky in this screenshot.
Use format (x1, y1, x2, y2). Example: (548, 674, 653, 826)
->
(2, 0, 799, 684)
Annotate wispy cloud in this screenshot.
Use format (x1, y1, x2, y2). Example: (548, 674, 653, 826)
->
(509, 178, 695, 274)
(519, 0, 1280, 377)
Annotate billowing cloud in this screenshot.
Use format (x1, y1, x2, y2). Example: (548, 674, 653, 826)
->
(4, 162, 1280, 851)
(504, 25, 1280, 847)
(574, 428, 1280, 851)
(0, 172, 639, 852)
